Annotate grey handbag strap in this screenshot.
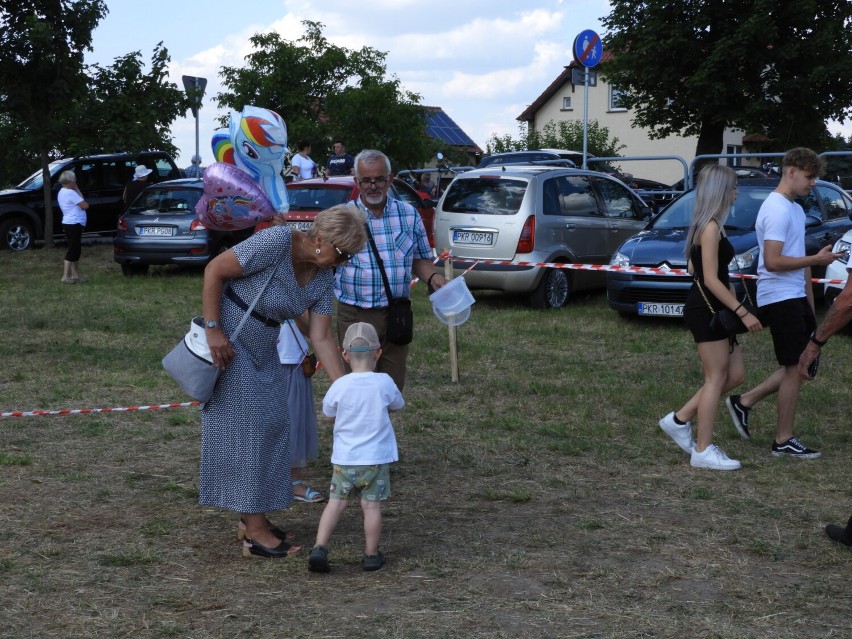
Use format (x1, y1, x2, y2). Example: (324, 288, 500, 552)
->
(229, 267, 277, 341)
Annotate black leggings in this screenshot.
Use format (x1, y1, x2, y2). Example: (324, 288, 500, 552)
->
(63, 223, 84, 262)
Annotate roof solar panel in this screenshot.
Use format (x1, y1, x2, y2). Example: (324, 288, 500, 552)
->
(424, 110, 477, 147)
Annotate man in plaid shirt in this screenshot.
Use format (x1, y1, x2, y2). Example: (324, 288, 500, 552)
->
(334, 149, 448, 391)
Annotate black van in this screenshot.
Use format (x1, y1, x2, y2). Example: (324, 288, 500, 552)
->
(0, 151, 182, 250)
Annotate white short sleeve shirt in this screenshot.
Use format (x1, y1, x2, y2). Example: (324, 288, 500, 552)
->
(755, 191, 806, 306)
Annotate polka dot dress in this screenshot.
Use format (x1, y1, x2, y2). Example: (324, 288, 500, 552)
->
(199, 226, 333, 513)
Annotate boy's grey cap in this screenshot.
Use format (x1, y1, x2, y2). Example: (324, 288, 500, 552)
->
(343, 322, 381, 352)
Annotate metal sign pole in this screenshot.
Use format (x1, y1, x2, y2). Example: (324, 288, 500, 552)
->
(583, 66, 589, 170)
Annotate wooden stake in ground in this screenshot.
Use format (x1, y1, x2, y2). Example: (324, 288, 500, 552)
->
(444, 256, 459, 382)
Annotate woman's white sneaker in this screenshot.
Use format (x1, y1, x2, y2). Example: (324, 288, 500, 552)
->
(659, 412, 695, 454)
(690, 444, 742, 470)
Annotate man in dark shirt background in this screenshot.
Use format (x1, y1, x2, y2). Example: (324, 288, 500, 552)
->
(327, 140, 355, 176)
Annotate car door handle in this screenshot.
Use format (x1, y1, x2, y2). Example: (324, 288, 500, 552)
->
(565, 223, 576, 230)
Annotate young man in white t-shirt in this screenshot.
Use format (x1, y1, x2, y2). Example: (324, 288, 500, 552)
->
(725, 148, 842, 458)
(309, 322, 404, 573)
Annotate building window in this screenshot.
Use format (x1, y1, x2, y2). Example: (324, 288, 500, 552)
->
(609, 85, 628, 111)
(562, 96, 573, 111)
(726, 145, 743, 166)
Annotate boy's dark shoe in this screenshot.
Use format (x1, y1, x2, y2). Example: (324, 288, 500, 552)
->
(308, 545, 330, 573)
(725, 395, 751, 440)
(771, 437, 821, 459)
(362, 551, 385, 571)
(825, 516, 852, 548)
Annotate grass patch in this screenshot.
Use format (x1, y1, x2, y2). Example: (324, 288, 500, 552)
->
(0, 244, 849, 639)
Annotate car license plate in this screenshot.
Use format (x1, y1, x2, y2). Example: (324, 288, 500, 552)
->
(637, 302, 684, 317)
(287, 221, 313, 232)
(139, 227, 174, 236)
(453, 230, 493, 245)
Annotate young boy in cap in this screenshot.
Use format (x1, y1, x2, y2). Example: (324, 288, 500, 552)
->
(308, 322, 404, 573)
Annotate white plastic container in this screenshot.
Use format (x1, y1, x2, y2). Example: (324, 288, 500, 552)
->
(429, 276, 475, 326)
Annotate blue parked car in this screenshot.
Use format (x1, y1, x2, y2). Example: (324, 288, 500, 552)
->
(606, 178, 852, 317)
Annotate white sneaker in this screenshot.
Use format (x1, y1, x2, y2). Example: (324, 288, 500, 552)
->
(690, 444, 742, 470)
(659, 412, 695, 454)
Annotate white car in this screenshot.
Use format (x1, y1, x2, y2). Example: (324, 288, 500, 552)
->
(824, 229, 852, 306)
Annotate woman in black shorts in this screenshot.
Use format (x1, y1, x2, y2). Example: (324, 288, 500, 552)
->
(658, 165, 762, 470)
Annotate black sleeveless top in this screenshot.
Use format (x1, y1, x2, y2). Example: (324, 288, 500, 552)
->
(686, 235, 734, 312)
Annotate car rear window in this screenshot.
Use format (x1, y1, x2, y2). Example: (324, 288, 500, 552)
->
(129, 188, 201, 215)
(442, 178, 526, 216)
(289, 186, 352, 210)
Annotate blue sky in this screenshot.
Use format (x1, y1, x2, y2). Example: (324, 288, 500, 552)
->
(86, 1, 849, 167)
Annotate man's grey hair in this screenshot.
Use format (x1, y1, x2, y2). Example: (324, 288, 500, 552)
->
(58, 170, 76, 185)
(354, 149, 391, 176)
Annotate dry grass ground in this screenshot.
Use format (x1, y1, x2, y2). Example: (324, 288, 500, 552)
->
(0, 244, 849, 639)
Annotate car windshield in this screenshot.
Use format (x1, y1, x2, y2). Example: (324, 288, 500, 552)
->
(288, 186, 351, 210)
(442, 178, 527, 216)
(15, 161, 65, 191)
(128, 187, 201, 215)
(650, 186, 820, 231)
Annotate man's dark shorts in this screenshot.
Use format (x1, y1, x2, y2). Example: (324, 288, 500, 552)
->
(759, 297, 816, 366)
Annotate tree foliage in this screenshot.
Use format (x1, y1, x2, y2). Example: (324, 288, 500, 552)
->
(486, 119, 625, 158)
(217, 21, 434, 169)
(0, 0, 108, 244)
(67, 43, 188, 157)
(601, 0, 852, 156)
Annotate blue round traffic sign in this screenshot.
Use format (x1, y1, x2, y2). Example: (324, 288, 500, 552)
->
(573, 30, 603, 68)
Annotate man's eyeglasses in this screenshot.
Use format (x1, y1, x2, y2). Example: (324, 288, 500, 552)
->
(356, 176, 388, 188)
(333, 243, 353, 264)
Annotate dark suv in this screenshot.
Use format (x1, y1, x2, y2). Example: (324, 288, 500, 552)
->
(0, 151, 182, 250)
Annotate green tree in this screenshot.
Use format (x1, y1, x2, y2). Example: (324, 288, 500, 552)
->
(217, 21, 434, 168)
(0, 0, 108, 246)
(67, 43, 188, 157)
(486, 119, 625, 157)
(601, 1, 852, 157)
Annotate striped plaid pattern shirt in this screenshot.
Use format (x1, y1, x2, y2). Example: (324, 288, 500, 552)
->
(335, 197, 432, 308)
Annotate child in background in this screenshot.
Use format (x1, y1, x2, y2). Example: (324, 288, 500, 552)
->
(308, 322, 404, 573)
(278, 315, 324, 503)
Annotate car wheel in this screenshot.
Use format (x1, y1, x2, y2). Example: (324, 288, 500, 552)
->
(121, 263, 149, 276)
(530, 267, 570, 309)
(0, 218, 35, 251)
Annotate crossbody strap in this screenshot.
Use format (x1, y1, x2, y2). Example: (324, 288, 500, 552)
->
(230, 267, 277, 341)
(364, 221, 395, 303)
(285, 319, 309, 361)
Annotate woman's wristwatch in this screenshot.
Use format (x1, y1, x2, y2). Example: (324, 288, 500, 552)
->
(205, 320, 220, 329)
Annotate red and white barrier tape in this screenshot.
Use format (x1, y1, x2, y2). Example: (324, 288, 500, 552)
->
(436, 253, 846, 285)
(1, 401, 200, 419)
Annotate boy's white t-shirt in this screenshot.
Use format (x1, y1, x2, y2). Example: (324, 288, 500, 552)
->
(322, 371, 404, 465)
(755, 191, 807, 306)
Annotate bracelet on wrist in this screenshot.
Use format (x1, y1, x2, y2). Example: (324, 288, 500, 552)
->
(427, 273, 438, 287)
(809, 332, 827, 347)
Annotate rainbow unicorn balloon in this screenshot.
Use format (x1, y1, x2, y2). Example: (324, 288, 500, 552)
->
(196, 105, 289, 231)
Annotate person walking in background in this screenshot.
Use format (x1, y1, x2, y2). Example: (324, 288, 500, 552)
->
(658, 165, 762, 470)
(724, 148, 842, 459)
(278, 314, 324, 504)
(123, 164, 153, 211)
(291, 141, 317, 181)
(57, 170, 89, 284)
(185, 155, 204, 178)
(334, 149, 448, 392)
(308, 322, 404, 573)
(200, 205, 366, 559)
(326, 140, 354, 176)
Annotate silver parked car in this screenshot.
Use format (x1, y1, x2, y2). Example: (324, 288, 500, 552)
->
(433, 166, 653, 308)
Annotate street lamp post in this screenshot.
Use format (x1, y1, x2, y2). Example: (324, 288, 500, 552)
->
(181, 75, 207, 164)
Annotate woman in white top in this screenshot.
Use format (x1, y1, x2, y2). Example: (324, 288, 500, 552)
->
(57, 170, 90, 284)
(290, 141, 317, 181)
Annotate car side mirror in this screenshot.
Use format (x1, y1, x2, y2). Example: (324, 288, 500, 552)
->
(805, 214, 822, 227)
(638, 204, 653, 220)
